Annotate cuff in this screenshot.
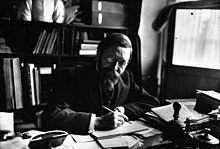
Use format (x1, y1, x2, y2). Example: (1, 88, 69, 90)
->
(114, 106, 125, 114)
(88, 113, 96, 133)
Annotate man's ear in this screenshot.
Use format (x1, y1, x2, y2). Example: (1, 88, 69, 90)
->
(96, 47, 102, 60)
(96, 48, 102, 67)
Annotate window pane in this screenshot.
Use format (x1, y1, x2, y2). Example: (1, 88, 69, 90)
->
(172, 9, 220, 70)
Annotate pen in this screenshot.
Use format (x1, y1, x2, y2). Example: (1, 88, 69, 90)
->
(102, 105, 132, 124)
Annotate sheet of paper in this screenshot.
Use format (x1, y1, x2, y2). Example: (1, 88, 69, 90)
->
(151, 103, 201, 122)
(70, 134, 94, 143)
(98, 136, 128, 148)
(197, 90, 220, 101)
(91, 120, 150, 139)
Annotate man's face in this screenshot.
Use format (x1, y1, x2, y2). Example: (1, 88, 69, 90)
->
(98, 44, 131, 91)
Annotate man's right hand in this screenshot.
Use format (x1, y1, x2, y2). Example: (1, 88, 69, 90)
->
(94, 111, 129, 130)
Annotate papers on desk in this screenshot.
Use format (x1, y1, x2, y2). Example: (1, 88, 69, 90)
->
(151, 102, 202, 123)
(70, 135, 140, 149)
(98, 136, 139, 149)
(91, 120, 150, 139)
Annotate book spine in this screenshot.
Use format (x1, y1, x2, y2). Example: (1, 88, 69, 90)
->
(21, 63, 36, 107)
(28, 63, 36, 106)
(0, 58, 7, 110)
(34, 67, 40, 105)
(3, 58, 15, 110)
(11, 58, 23, 109)
(80, 43, 98, 50)
(39, 67, 52, 104)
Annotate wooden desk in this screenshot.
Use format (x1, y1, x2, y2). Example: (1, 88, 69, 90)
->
(3, 99, 219, 149)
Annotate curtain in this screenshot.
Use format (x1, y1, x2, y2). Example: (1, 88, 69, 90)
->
(153, 0, 220, 32)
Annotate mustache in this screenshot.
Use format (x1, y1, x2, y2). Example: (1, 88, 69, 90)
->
(99, 67, 120, 80)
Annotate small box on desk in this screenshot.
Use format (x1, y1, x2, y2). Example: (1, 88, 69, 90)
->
(194, 90, 220, 114)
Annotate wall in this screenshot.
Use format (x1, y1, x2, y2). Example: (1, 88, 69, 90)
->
(138, 0, 166, 97)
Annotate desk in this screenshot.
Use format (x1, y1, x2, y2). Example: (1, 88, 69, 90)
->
(2, 98, 220, 149)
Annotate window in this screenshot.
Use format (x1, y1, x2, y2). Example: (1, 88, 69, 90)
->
(172, 9, 220, 70)
(161, 8, 220, 98)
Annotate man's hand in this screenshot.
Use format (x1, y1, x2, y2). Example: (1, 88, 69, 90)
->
(94, 111, 129, 130)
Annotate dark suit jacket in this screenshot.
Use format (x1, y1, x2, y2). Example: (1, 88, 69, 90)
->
(41, 63, 160, 134)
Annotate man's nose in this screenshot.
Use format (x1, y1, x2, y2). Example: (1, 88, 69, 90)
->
(113, 61, 120, 72)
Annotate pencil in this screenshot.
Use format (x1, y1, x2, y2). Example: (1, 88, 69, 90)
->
(102, 105, 132, 124)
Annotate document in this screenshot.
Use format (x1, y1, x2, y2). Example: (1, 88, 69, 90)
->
(151, 102, 202, 123)
(91, 120, 150, 139)
(71, 134, 94, 143)
(98, 136, 128, 148)
(98, 136, 139, 149)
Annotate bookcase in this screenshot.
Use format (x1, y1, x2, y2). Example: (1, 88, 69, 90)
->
(0, 0, 142, 132)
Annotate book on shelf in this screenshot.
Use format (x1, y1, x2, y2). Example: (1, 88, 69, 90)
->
(11, 58, 23, 109)
(41, 32, 51, 54)
(80, 43, 98, 50)
(21, 63, 36, 107)
(79, 49, 97, 55)
(33, 29, 59, 55)
(34, 67, 41, 105)
(28, 63, 36, 106)
(3, 58, 14, 110)
(79, 41, 99, 55)
(0, 58, 25, 110)
(21, 63, 52, 107)
(39, 67, 53, 104)
(63, 27, 70, 54)
(21, 64, 52, 107)
(45, 29, 58, 54)
(33, 30, 47, 54)
(81, 39, 100, 44)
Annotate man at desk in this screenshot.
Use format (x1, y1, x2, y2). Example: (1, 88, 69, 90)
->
(41, 33, 160, 134)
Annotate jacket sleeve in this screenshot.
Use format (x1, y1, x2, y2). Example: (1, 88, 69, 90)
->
(123, 71, 160, 120)
(41, 67, 91, 135)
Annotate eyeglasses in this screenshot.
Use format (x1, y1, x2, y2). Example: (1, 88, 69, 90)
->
(106, 57, 128, 68)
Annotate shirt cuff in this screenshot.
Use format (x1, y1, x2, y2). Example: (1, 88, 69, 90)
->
(88, 114, 96, 133)
(114, 106, 125, 114)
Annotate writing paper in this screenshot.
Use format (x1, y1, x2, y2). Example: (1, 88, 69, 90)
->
(91, 120, 150, 139)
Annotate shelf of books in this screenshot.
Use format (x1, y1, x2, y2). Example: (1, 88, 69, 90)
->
(0, 57, 51, 110)
(0, 19, 128, 56)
